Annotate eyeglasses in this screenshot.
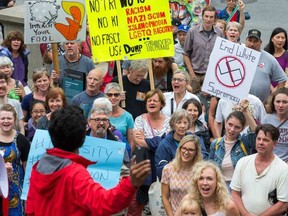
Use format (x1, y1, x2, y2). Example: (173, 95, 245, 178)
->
(106, 93, 120, 98)
(32, 109, 46, 114)
(172, 78, 186, 83)
(90, 118, 109, 123)
(180, 146, 196, 154)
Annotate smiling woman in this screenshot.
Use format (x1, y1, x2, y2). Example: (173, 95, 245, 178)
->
(161, 135, 203, 216)
(21, 67, 51, 122)
(0, 104, 30, 216)
(36, 87, 67, 130)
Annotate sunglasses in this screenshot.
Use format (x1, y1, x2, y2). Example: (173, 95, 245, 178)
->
(106, 93, 121, 98)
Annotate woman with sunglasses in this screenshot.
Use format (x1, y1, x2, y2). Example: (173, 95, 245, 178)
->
(161, 135, 203, 216)
(104, 82, 134, 152)
(21, 67, 51, 122)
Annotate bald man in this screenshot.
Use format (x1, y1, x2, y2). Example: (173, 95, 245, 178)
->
(71, 68, 105, 118)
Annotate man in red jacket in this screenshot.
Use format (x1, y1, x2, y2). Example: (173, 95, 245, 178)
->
(26, 105, 151, 216)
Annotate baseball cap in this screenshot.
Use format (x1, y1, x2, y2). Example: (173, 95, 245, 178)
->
(247, 29, 261, 40)
(177, 25, 190, 33)
(172, 18, 181, 27)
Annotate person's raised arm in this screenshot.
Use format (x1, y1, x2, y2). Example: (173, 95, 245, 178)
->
(238, 0, 245, 29)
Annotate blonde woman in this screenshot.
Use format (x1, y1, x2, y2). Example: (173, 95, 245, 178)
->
(161, 135, 203, 216)
(21, 67, 51, 121)
(189, 161, 239, 216)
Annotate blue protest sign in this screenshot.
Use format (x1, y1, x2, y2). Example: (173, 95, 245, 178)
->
(21, 130, 126, 200)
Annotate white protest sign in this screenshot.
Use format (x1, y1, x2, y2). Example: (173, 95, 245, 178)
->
(25, 0, 86, 44)
(0, 156, 8, 198)
(202, 37, 261, 104)
(21, 130, 126, 200)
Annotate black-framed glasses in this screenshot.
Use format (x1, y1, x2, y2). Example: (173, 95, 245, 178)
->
(106, 93, 121, 98)
(180, 146, 196, 154)
(90, 118, 109, 123)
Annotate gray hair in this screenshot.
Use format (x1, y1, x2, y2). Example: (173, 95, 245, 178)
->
(0, 56, 13, 68)
(89, 107, 110, 118)
(226, 21, 242, 34)
(173, 70, 191, 84)
(169, 109, 192, 129)
(93, 97, 112, 112)
(104, 82, 121, 94)
(129, 60, 148, 73)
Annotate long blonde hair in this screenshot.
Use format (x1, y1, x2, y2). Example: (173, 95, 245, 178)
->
(189, 161, 230, 211)
(171, 135, 202, 171)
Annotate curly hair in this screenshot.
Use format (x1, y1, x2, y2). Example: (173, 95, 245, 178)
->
(189, 161, 230, 211)
(1, 31, 27, 53)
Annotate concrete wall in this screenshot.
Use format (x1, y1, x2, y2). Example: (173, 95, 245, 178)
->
(0, 4, 43, 86)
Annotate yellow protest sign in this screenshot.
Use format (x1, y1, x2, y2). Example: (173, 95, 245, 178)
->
(87, 0, 174, 62)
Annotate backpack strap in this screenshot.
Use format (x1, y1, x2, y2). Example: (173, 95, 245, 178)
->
(215, 137, 248, 156)
(214, 138, 222, 151)
(240, 141, 248, 156)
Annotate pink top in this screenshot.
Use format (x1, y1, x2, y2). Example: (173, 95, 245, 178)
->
(161, 163, 192, 214)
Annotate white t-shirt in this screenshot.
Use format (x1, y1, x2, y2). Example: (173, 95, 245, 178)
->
(230, 154, 288, 215)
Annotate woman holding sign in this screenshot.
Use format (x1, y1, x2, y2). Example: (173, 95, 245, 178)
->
(0, 104, 30, 216)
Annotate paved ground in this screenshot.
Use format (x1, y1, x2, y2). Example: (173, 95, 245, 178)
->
(213, 0, 288, 48)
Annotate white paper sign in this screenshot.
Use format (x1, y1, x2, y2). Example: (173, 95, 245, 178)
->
(202, 37, 261, 104)
(25, 0, 86, 44)
(0, 156, 8, 198)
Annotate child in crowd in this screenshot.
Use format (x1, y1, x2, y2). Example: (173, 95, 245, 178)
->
(175, 195, 201, 216)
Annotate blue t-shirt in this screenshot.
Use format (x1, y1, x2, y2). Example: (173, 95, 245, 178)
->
(109, 110, 134, 139)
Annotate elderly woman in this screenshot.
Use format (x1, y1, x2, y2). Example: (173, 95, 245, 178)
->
(0, 31, 29, 86)
(226, 21, 242, 44)
(0, 56, 25, 100)
(161, 135, 203, 216)
(37, 87, 67, 130)
(21, 67, 51, 121)
(0, 104, 30, 216)
(104, 82, 134, 151)
(161, 70, 200, 117)
(189, 161, 239, 215)
(155, 109, 208, 180)
(126, 89, 170, 216)
(263, 87, 288, 162)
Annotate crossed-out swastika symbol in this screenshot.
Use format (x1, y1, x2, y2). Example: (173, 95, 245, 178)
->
(215, 56, 245, 88)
